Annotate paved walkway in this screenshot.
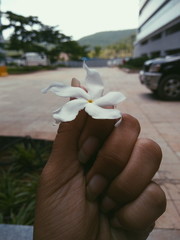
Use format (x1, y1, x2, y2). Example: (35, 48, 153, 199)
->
(0, 67, 180, 239)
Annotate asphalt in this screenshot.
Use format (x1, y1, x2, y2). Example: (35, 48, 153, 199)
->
(0, 67, 180, 239)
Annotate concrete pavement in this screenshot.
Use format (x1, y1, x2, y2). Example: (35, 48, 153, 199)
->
(0, 67, 180, 239)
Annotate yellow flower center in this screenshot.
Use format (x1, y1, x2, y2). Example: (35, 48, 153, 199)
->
(88, 99, 93, 103)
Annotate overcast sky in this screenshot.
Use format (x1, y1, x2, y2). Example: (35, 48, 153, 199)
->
(1, 0, 139, 40)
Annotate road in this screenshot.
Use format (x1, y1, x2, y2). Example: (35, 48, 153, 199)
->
(0, 67, 180, 239)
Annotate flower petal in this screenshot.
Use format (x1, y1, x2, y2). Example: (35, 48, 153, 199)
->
(42, 82, 90, 99)
(94, 92, 126, 106)
(53, 107, 62, 114)
(85, 103, 121, 119)
(53, 99, 87, 122)
(83, 62, 104, 99)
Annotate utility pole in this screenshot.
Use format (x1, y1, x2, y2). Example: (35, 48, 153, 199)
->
(0, 0, 8, 76)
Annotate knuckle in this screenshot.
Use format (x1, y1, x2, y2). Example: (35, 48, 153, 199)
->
(98, 151, 126, 169)
(147, 182, 167, 214)
(94, 151, 127, 179)
(122, 114, 141, 135)
(137, 138, 162, 165)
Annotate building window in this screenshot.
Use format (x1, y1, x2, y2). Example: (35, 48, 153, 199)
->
(150, 51, 160, 58)
(141, 39, 148, 45)
(165, 22, 180, 35)
(166, 48, 180, 55)
(141, 53, 148, 58)
(151, 33, 162, 41)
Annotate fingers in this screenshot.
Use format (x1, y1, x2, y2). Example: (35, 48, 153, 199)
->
(110, 182, 166, 231)
(38, 81, 89, 195)
(79, 117, 116, 147)
(87, 114, 140, 180)
(85, 114, 162, 208)
(78, 136, 100, 164)
(58, 77, 86, 135)
(102, 138, 162, 208)
(86, 114, 140, 200)
(78, 118, 116, 165)
(56, 77, 85, 137)
(78, 106, 116, 165)
(44, 78, 88, 180)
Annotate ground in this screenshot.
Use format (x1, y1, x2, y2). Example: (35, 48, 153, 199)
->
(0, 67, 180, 239)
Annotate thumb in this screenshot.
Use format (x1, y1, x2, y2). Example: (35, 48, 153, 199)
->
(50, 110, 87, 166)
(43, 79, 87, 181)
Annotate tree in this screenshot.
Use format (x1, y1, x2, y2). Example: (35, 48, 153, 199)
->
(2, 11, 88, 63)
(94, 34, 136, 59)
(2, 11, 41, 51)
(62, 40, 88, 60)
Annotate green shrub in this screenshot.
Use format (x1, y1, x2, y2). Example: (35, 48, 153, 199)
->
(0, 171, 38, 225)
(11, 142, 49, 175)
(122, 56, 150, 69)
(7, 65, 58, 74)
(0, 137, 52, 225)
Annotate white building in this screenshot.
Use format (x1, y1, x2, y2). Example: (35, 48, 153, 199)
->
(134, 0, 180, 58)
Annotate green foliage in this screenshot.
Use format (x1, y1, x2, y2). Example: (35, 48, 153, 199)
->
(89, 46, 102, 58)
(78, 29, 137, 50)
(0, 137, 52, 225)
(87, 33, 136, 59)
(2, 11, 43, 52)
(0, 54, 5, 63)
(7, 65, 58, 74)
(11, 145, 45, 174)
(3, 11, 40, 27)
(123, 56, 150, 69)
(0, 171, 39, 225)
(2, 11, 88, 62)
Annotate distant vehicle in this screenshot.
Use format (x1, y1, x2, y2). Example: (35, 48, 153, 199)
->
(107, 58, 123, 67)
(17, 52, 49, 66)
(139, 55, 180, 100)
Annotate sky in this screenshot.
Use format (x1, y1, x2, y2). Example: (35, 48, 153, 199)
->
(1, 0, 139, 40)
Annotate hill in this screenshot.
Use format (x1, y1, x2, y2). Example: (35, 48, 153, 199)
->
(78, 29, 137, 49)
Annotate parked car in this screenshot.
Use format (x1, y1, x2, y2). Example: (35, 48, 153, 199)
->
(12, 52, 49, 67)
(139, 55, 180, 100)
(107, 58, 123, 67)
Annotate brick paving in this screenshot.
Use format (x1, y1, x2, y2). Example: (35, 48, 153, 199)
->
(0, 67, 180, 239)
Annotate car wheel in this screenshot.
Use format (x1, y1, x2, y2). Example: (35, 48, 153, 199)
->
(158, 74, 180, 100)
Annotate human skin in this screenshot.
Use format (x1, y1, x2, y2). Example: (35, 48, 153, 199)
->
(34, 80, 166, 240)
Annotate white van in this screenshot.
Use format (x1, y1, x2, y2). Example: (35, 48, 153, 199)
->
(19, 52, 49, 66)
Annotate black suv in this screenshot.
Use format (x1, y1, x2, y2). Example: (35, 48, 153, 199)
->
(139, 55, 180, 100)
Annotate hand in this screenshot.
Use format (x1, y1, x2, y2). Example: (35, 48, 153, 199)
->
(34, 81, 166, 240)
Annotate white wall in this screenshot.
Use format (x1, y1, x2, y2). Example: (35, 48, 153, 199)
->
(137, 0, 180, 41)
(139, 0, 166, 26)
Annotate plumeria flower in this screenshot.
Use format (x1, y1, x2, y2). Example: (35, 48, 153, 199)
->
(42, 62, 126, 125)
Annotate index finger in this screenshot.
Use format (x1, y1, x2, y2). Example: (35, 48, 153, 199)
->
(86, 114, 141, 182)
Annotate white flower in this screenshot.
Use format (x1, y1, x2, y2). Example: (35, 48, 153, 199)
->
(42, 62, 126, 123)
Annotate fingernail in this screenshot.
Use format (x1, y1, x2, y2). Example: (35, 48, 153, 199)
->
(71, 78, 80, 87)
(86, 175, 108, 201)
(79, 137, 99, 164)
(101, 196, 117, 213)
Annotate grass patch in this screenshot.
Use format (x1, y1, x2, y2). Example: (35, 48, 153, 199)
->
(7, 65, 58, 74)
(0, 136, 52, 225)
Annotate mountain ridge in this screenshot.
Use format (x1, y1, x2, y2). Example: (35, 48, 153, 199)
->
(78, 29, 137, 49)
